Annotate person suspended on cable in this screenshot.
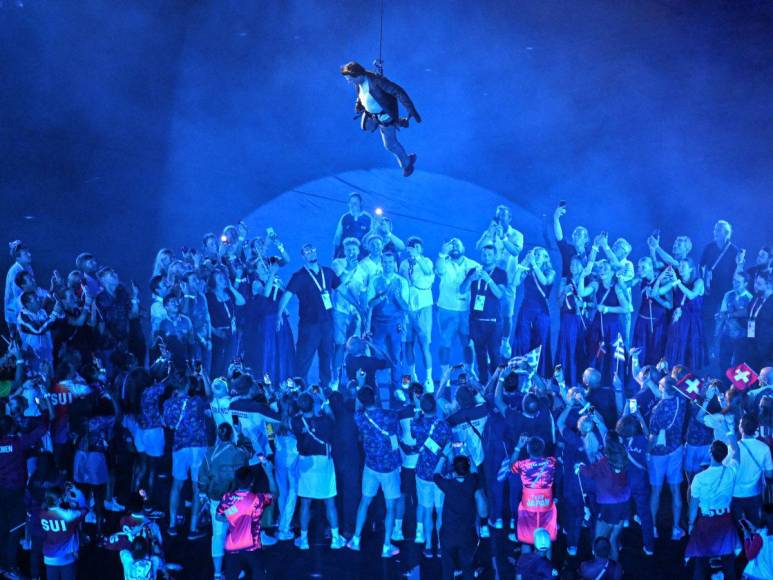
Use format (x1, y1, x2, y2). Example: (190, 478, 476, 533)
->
(340, 61, 422, 177)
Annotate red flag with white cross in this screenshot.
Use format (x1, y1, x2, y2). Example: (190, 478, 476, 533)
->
(725, 363, 759, 391)
(675, 373, 703, 400)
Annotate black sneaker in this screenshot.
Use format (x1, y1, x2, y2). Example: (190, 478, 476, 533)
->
(402, 154, 417, 177)
(188, 529, 207, 541)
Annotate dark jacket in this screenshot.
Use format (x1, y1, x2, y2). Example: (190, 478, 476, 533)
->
(353, 72, 420, 122)
(198, 441, 250, 500)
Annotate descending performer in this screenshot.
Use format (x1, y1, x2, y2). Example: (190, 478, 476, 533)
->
(340, 61, 422, 176)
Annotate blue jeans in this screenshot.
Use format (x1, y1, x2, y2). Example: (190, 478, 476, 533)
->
(372, 317, 403, 389)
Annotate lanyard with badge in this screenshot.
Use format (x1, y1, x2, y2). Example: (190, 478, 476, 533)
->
(306, 267, 333, 311)
(365, 411, 399, 451)
(748, 295, 769, 339)
(422, 420, 442, 454)
(474, 276, 489, 312)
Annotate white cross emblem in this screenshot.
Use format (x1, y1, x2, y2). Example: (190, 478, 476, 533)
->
(734, 369, 751, 383)
(685, 378, 701, 394)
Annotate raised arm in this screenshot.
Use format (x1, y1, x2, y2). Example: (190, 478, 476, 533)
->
(435, 242, 451, 276)
(553, 206, 566, 242)
(332, 216, 344, 256)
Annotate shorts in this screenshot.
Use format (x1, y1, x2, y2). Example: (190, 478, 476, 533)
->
(416, 477, 444, 509)
(334, 309, 357, 345)
(648, 446, 684, 486)
(297, 455, 337, 500)
(405, 306, 432, 342)
(437, 308, 469, 349)
(172, 446, 207, 482)
(73, 450, 108, 485)
(684, 443, 711, 473)
(136, 427, 165, 458)
(598, 501, 630, 525)
(362, 466, 402, 501)
(517, 504, 558, 545)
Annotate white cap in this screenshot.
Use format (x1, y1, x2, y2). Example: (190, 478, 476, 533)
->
(212, 377, 229, 397)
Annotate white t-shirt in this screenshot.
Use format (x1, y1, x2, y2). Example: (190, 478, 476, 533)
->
(210, 395, 233, 430)
(702, 413, 734, 444)
(358, 256, 383, 291)
(437, 256, 479, 312)
(120, 551, 161, 580)
(400, 256, 435, 311)
(332, 258, 366, 314)
(357, 78, 382, 114)
(691, 463, 736, 513)
(734, 438, 773, 498)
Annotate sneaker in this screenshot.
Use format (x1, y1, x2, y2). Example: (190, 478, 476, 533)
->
(0, 568, 22, 580)
(346, 538, 361, 551)
(294, 536, 310, 550)
(330, 536, 346, 550)
(479, 525, 490, 539)
(381, 544, 400, 558)
(671, 527, 686, 541)
(643, 546, 654, 556)
(188, 529, 207, 541)
(507, 532, 517, 542)
(277, 529, 295, 541)
(423, 547, 434, 559)
(633, 514, 642, 526)
(391, 527, 404, 542)
(85, 511, 97, 524)
(260, 531, 277, 546)
(415, 531, 425, 545)
(424, 377, 435, 394)
(104, 497, 125, 512)
(402, 154, 417, 177)
(490, 518, 504, 530)
(567, 546, 578, 557)
(167, 526, 178, 537)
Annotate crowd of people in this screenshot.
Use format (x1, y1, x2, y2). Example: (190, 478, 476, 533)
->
(1, 191, 772, 580)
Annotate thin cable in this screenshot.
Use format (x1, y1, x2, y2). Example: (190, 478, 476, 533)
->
(379, 0, 384, 65)
(376, 0, 384, 75)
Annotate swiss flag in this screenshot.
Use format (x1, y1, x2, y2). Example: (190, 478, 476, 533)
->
(726, 363, 759, 391)
(675, 373, 704, 400)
